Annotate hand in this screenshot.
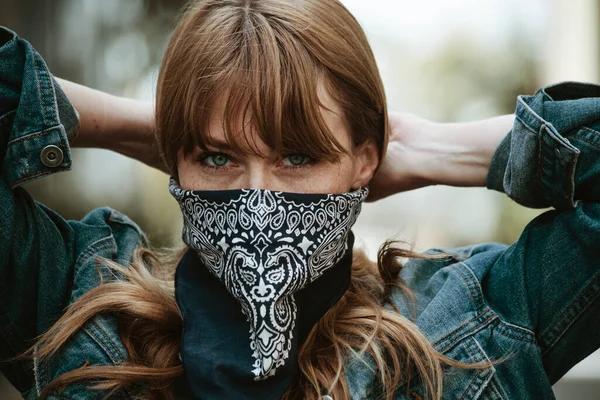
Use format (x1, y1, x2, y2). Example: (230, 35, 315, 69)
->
(367, 112, 437, 202)
(367, 112, 513, 202)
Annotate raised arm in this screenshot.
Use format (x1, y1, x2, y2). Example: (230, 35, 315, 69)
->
(0, 26, 151, 395)
(368, 112, 513, 200)
(0, 26, 81, 392)
(376, 82, 600, 385)
(54, 77, 162, 171)
(476, 82, 600, 383)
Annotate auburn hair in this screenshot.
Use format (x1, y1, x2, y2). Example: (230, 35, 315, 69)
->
(20, 1, 488, 399)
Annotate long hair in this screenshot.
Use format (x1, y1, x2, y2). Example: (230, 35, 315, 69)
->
(21, 1, 488, 399)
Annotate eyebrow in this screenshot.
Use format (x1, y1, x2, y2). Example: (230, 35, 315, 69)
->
(201, 138, 269, 158)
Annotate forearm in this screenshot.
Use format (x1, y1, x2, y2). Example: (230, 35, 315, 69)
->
(54, 78, 163, 170)
(421, 115, 514, 187)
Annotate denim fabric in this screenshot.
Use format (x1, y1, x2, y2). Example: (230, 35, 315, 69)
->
(1, 26, 599, 399)
(0, 27, 148, 399)
(345, 82, 600, 399)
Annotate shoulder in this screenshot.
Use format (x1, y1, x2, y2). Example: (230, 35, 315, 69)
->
(66, 207, 149, 300)
(30, 207, 149, 399)
(422, 242, 508, 260)
(350, 242, 542, 399)
(397, 242, 508, 291)
(76, 206, 149, 248)
(391, 243, 509, 334)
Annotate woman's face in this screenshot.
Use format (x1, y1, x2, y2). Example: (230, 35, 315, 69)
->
(177, 89, 379, 194)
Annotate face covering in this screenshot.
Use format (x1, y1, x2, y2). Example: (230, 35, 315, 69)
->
(170, 178, 368, 399)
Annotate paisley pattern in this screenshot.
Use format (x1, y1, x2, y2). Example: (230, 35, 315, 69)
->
(170, 179, 368, 379)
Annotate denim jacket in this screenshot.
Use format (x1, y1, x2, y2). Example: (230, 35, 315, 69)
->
(1, 26, 599, 400)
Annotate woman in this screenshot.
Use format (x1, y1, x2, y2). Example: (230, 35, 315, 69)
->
(1, 0, 599, 399)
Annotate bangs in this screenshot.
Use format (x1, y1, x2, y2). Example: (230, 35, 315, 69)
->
(177, 7, 348, 162)
(157, 0, 388, 177)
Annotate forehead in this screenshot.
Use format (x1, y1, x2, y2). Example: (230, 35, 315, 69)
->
(201, 83, 352, 156)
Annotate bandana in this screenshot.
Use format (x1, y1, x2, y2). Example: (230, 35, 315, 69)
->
(170, 179, 368, 399)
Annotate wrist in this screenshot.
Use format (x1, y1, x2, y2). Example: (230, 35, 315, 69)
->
(369, 113, 511, 201)
(58, 77, 164, 170)
(62, 77, 154, 151)
(72, 92, 153, 152)
(418, 120, 502, 188)
(105, 96, 154, 145)
(104, 96, 161, 167)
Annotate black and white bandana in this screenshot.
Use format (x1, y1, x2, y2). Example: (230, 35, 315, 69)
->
(170, 179, 368, 399)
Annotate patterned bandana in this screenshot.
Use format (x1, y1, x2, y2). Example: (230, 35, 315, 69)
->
(169, 178, 368, 399)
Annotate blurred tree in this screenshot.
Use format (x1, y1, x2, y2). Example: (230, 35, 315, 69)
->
(416, 35, 546, 245)
(1, 0, 189, 248)
(420, 35, 539, 121)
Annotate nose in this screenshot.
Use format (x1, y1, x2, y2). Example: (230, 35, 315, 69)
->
(242, 163, 276, 191)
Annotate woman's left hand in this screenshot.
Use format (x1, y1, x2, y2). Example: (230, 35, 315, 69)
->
(367, 112, 438, 201)
(368, 112, 513, 202)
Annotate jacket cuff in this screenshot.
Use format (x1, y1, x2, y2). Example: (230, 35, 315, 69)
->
(0, 26, 78, 188)
(486, 83, 583, 210)
(53, 76, 80, 143)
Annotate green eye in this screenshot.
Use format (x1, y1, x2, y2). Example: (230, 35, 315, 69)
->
(204, 154, 230, 167)
(283, 154, 311, 167)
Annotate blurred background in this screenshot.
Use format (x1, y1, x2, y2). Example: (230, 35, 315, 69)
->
(1, 0, 599, 398)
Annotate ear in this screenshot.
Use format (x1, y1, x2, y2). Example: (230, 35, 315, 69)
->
(351, 140, 379, 190)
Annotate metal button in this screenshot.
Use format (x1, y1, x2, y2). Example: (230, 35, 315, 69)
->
(40, 145, 64, 168)
(554, 148, 561, 158)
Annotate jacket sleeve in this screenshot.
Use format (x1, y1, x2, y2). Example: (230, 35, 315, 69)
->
(482, 82, 600, 384)
(0, 26, 80, 392)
